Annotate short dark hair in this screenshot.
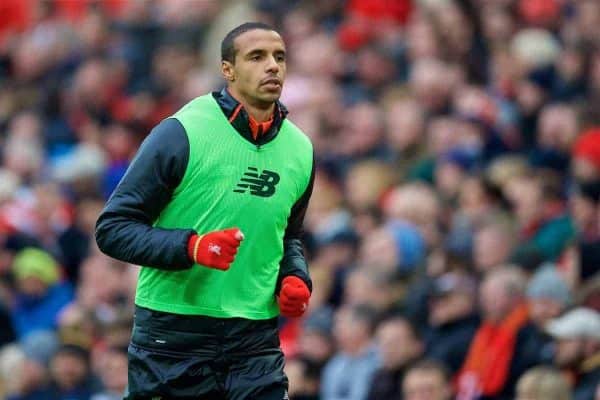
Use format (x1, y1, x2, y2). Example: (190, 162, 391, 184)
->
(348, 303, 380, 335)
(377, 315, 423, 340)
(221, 22, 277, 63)
(405, 359, 451, 382)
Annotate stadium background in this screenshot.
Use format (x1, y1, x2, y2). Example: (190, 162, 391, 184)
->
(0, 0, 599, 399)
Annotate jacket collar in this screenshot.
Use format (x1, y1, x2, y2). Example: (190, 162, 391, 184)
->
(212, 88, 288, 146)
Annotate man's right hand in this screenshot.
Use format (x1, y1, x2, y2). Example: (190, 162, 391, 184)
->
(187, 228, 244, 270)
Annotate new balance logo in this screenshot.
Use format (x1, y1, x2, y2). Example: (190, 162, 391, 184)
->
(234, 167, 280, 197)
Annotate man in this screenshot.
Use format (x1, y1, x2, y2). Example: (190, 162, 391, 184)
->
(546, 307, 600, 400)
(515, 366, 572, 400)
(402, 359, 453, 400)
(95, 22, 315, 399)
(525, 264, 572, 363)
(49, 344, 101, 400)
(456, 266, 541, 400)
(472, 221, 514, 274)
(425, 271, 479, 372)
(367, 316, 424, 400)
(10, 248, 74, 339)
(321, 304, 381, 400)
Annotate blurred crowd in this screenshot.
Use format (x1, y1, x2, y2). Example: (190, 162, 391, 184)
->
(0, 0, 599, 399)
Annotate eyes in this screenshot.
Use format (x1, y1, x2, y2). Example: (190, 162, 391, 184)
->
(249, 53, 286, 62)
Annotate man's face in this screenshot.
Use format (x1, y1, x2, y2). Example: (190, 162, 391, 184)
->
(50, 353, 88, 390)
(376, 321, 422, 369)
(480, 276, 513, 322)
(554, 338, 584, 368)
(474, 227, 510, 272)
(18, 276, 48, 298)
(528, 297, 563, 327)
(222, 29, 286, 106)
(333, 308, 368, 353)
(403, 369, 451, 400)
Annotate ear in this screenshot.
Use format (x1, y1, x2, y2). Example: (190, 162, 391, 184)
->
(221, 60, 235, 82)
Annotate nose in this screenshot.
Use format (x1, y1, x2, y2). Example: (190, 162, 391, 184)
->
(265, 55, 279, 73)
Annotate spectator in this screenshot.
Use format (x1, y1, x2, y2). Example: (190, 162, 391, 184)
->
(526, 265, 572, 328)
(546, 308, 600, 400)
(472, 219, 515, 274)
(506, 171, 575, 266)
(402, 359, 453, 400)
(456, 266, 541, 399)
(367, 316, 424, 400)
(383, 182, 441, 247)
(343, 268, 401, 315)
(516, 366, 571, 400)
(0, 340, 56, 400)
(572, 128, 600, 182)
(321, 304, 380, 400)
(384, 96, 427, 178)
(91, 347, 128, 400)
(48, 344, 101, 400)
(529, 104, 578, 172)
(285, 356, 321, 400)
(570, 180, 600, 242)
(344, 160, 396, 215)
(425, 271, 480, 372)
(10, 248, 74, 339)
(526, 265, 573, 363)
(289, 304, 335, 366)
(358, 220, 426, 277)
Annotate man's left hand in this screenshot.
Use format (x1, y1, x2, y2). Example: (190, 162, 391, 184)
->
(278, 276, 310, 318)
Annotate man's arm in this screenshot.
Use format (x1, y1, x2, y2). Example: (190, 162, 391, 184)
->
(95, 118, 195, 270)
(276, 152, 315, 293)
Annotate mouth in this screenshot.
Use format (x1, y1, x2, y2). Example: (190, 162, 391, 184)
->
(261, 78, 282, 87)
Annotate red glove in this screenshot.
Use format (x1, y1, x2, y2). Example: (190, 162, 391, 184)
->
(278, 276, 310, 318)
(188, 228, 244, 270)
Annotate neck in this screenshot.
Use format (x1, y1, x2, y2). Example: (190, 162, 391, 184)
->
(227, 86, 275, 122)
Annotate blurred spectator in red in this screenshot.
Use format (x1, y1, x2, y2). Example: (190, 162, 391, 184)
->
(519, 0, 561, 29)
(572, 128, 600, 182)
(337, 0, 411, 51)
(456, 266, 539, 399)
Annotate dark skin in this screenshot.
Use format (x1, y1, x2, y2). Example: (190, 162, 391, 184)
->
(221, 29, 287, 122)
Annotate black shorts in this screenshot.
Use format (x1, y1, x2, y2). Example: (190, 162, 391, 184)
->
(125, 306, 288, 400)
